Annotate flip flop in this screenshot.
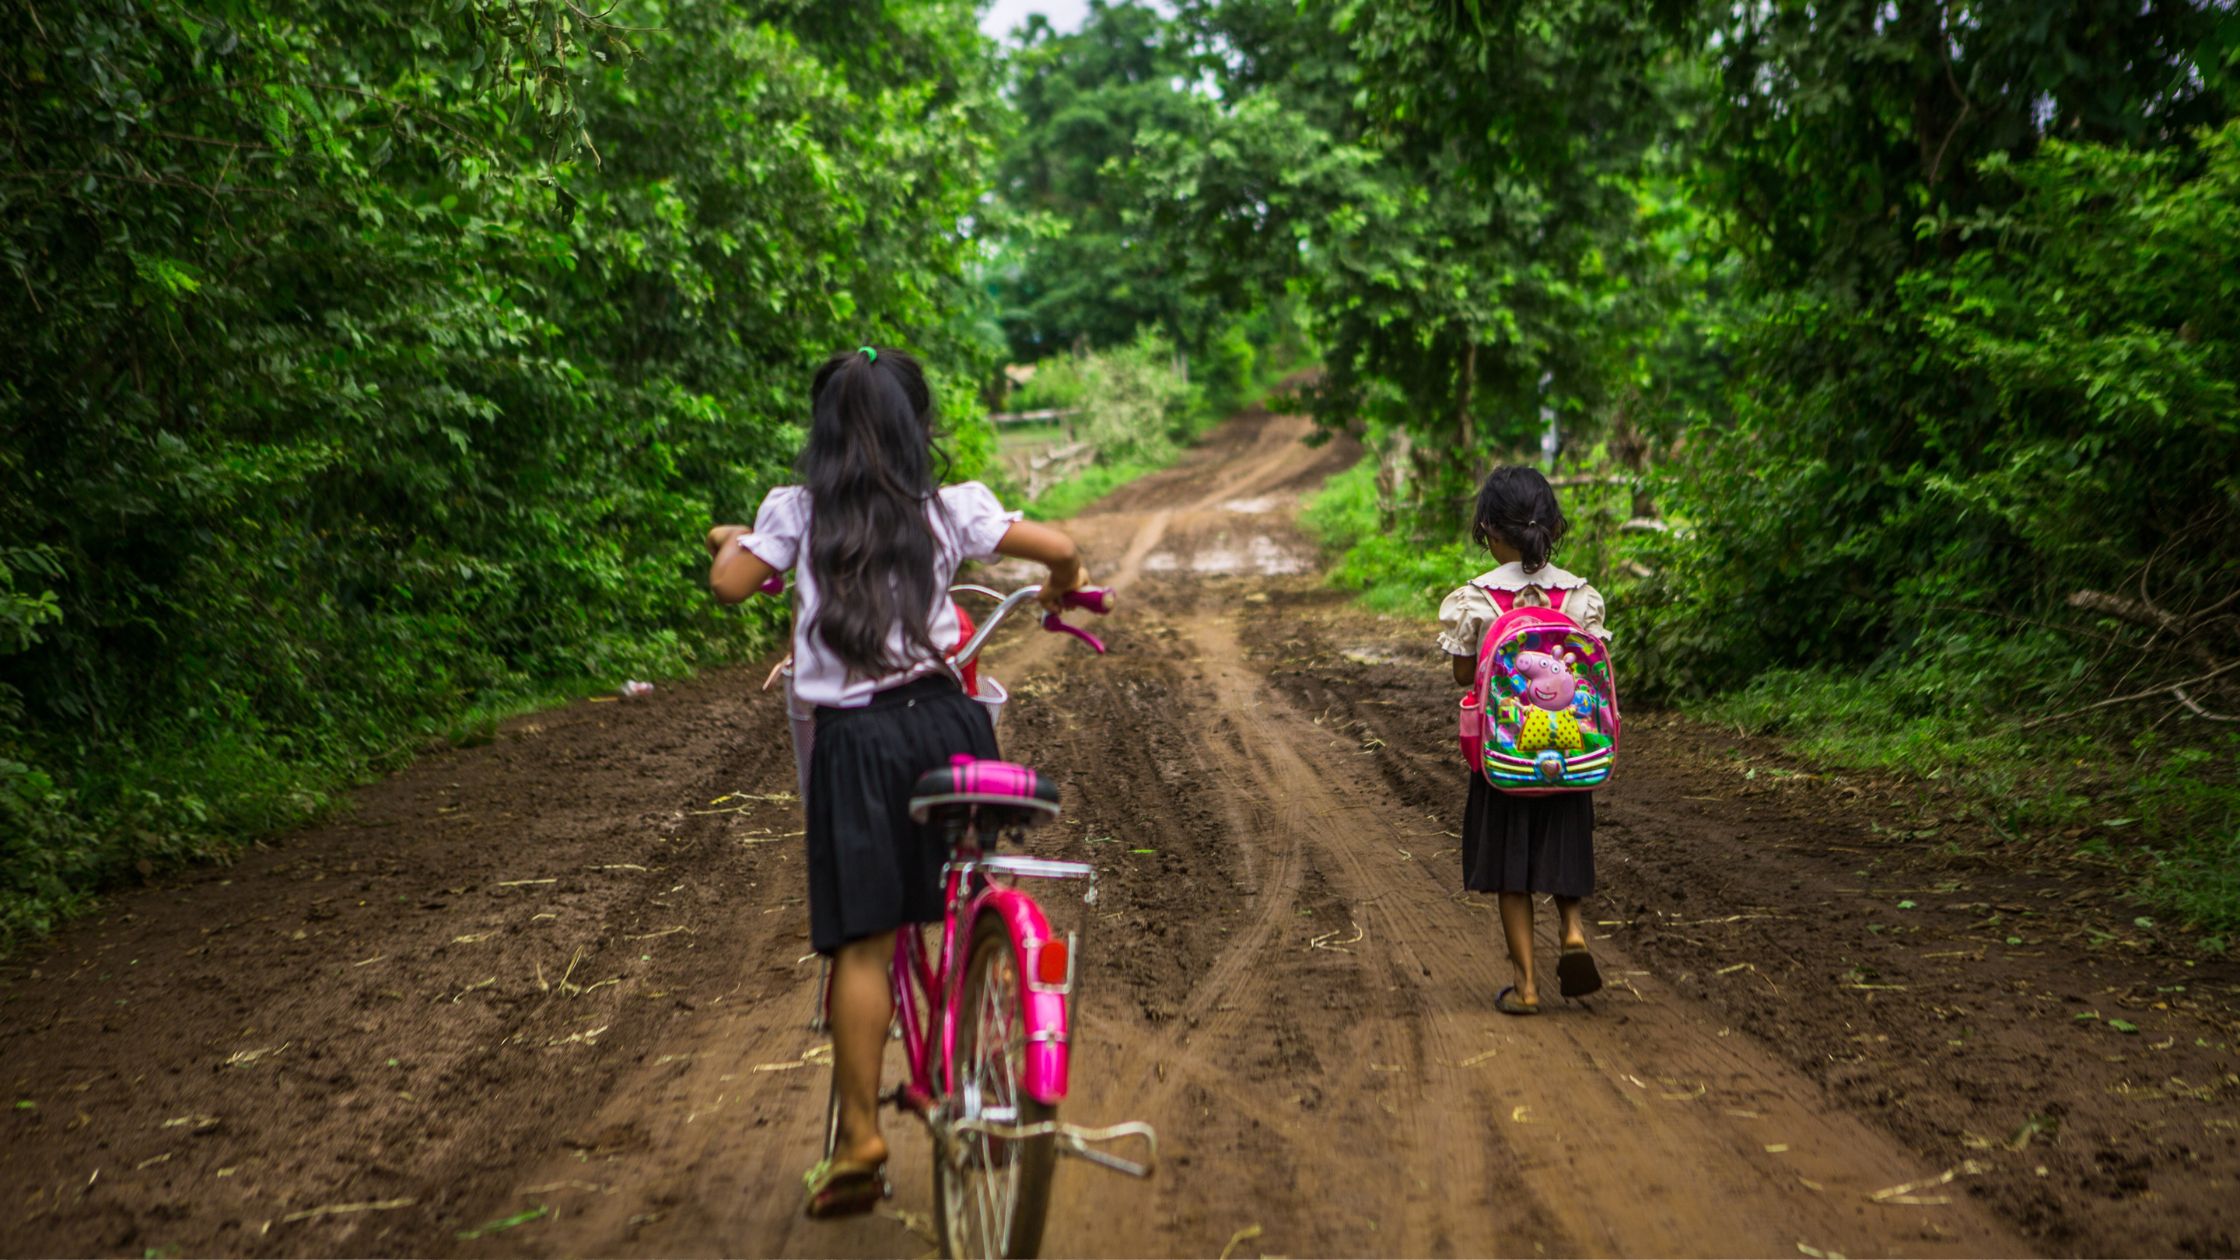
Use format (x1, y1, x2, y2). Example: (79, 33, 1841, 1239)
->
(1494, 985, 1540, 1016)
(1557, 947, 1604, 999)
(802, 1157, 887, 1219)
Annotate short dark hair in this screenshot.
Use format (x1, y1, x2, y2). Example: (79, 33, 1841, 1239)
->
(1470, 466, 1567, 572)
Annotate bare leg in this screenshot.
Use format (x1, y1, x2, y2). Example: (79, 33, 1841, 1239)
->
(827, 930, 895, 1168)
(1499, 892, 1539, 1005)
(1556, 897, 1588, 950)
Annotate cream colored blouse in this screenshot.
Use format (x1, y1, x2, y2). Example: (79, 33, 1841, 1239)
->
(1437, 562, 1611, 658)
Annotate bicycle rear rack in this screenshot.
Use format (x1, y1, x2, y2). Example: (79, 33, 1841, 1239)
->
(943, 1115, 1159, 1180)
(955, 853, 1100, 907)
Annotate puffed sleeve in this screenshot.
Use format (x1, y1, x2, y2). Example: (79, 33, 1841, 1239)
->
(1437, 584, 1495, 658)
(1569, 583, 1612, 641)
(736, 485, 807, 572)
(941, 481, 1024, 563)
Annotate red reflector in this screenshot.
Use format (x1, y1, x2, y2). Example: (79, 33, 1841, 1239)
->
(1034, 939, 1069, 986)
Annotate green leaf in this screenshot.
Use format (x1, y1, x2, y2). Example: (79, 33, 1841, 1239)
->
(456, 1204, 548, 1240)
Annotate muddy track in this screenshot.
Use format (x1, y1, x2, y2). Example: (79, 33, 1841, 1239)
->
(4, 404, 2236, 1258)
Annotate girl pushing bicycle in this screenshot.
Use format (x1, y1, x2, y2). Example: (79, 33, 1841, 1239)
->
(705, 346, 1089, 1218)
(1440, 467, 1612, 1016)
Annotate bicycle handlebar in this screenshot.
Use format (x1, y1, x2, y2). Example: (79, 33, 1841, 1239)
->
(754, 574, 1112, 665)
(954, 585, 1114, 666)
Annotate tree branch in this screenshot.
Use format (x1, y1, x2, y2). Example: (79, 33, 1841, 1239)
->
(2067, 588, 2185, 633)
(2019, 660, 2240, 730)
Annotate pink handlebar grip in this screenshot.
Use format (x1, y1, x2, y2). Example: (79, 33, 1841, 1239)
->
(1062, 587, 1115, 615)
(758, 573, 786, 596)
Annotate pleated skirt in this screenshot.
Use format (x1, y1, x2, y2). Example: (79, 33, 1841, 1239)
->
(1460, 769, 1595, 898)
(805, 673, 999, 955)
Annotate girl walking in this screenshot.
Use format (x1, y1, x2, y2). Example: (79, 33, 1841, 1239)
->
(704, 346, 1089, 1216)
(1439, 467, 1610, 1015)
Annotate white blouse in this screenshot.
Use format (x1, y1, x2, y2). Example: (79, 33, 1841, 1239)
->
(1437, 562, 1610, 658)
(738, 482, 1022, 707)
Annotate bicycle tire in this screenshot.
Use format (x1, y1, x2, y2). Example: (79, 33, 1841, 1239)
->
(934, 914, 1057, 1259)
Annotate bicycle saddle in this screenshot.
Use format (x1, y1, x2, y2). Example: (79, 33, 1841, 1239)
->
(908, 755, 1060, 827)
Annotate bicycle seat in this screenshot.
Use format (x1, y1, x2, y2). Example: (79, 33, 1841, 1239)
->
(908, 756, 1060, 829)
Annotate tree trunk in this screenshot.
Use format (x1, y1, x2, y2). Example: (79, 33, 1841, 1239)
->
(1607, 394, 1656, 518)
(1376, 429, 1413, 532)
(1456, 338, 1477, 458)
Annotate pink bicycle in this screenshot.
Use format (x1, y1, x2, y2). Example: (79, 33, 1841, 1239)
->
(770, 579, 1158, 1258)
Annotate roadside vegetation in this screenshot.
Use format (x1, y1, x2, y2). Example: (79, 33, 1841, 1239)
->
(1254, 3, 2239, 936)
(5, 0, 2234, 948)
(0, 3, 1004, 948)
(999, 323, 1306, 519)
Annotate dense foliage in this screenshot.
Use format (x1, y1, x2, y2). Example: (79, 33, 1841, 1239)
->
(1116, 0, 2236, 927)
(984, 2, 1308, 400)
(0, 0, 1002, 946)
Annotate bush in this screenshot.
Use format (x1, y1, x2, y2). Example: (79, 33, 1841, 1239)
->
(1301, 459, 1473, 615)
(0, 2, 1003, 953)
(1631, 122, 2240, 702)
(1015, 329, 1194, 466)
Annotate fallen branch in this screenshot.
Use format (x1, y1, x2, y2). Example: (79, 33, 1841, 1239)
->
(2174, 687, 2239, 723)
(2067, 589, 2184, 633)
(2019, 660, 2240, 729)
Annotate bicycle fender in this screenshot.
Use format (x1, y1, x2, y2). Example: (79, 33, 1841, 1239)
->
(966, 887, 1070, 1106)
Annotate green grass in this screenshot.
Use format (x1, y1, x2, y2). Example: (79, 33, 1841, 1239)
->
(1298, 458, 1471, 614)
(1699, 667, 2240, 942)
(1023, 455, 1178, 520)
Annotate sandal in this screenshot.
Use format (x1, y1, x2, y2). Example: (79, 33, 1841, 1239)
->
(802, 1157, 888, 1219)
(1494, 985, 1540, 1016)
(1557, 946, 1604, 999)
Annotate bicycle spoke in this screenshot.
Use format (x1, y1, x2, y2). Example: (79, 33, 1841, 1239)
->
(945, 923, 1056, 1260)
(974, 961, 1006, 1254)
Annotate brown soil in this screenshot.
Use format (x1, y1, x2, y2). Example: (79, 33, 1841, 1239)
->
(4, 405, 2236, 1258)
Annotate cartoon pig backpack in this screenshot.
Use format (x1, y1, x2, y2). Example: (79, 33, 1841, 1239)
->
(1458, 585, 1620, 793)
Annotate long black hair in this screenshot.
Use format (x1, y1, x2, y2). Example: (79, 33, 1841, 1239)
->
(799, 345, 951, 678)
(1471, 466, 1568, 573)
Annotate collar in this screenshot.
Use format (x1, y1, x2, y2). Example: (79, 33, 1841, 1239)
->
(1472, 561, 1586, 591)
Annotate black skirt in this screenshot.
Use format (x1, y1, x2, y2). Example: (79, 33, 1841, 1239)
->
(805, 673, 1000, 955)
(1460, 770, 1595, 898)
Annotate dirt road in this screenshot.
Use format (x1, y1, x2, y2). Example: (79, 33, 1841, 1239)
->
(5, 406, 2236, 1258)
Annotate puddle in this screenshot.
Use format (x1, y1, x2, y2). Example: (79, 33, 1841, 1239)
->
(1142, 535, 1309, 576)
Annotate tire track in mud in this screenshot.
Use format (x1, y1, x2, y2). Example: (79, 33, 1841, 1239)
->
(0, 403, 2037, 1259)
(1010, 409, 2021, 1258)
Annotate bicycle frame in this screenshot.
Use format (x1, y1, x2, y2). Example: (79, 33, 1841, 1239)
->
(787, 578, 1156, 1213)
(891, 850, 1087, 1114)
(851, 584, 1100, 1112)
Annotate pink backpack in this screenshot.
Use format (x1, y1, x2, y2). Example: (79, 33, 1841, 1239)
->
(1457, 585, 1620, 794)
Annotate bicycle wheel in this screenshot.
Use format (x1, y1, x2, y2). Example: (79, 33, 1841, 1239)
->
(935, 915, 1057, 1259)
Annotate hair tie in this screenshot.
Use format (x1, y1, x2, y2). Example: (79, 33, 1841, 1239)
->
(1528, 518, 1540, 527)
(858, 345, 877, 363)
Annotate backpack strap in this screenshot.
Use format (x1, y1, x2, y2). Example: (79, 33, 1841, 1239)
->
(1478, 583, 1566, 615)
